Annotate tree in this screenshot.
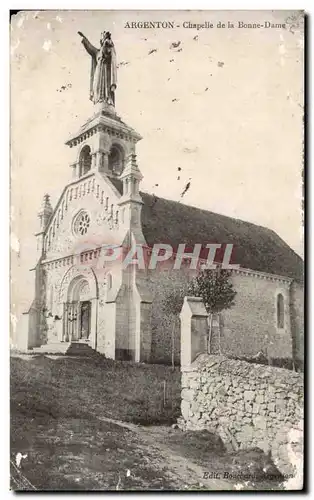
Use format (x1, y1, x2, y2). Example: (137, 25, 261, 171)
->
(188, 268, 237, 354)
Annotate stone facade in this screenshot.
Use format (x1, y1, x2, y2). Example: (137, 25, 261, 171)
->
(17, 105, 153, 362)
(179, 354, 304, 478)
(220, 270, 295, 361)
(290, 281, 304, 366)
(146, 262, 303, 365)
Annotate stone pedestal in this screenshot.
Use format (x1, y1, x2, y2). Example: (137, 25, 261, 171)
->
(93, 101, 117, 117)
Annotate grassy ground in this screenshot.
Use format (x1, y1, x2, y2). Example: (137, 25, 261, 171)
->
(10, 354, 284, 491)
(10, 354, 183, 490)
(11, 354, 181, 425)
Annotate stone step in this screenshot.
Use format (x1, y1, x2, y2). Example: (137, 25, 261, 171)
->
(66, 342, 95, 356)
(31, 341, 96, 356)
(31, 342, 70, 355)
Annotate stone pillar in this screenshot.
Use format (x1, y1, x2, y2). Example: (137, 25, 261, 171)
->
(134, 299, 153, 363)
(94, 149, 110, 174)
(132, 268, 153, 363)
(103, 302, 116, 358)
(118, 154, 146, 245)
(180, 296, 208, 369)
(90, 297, 98, 349)
(102, 151, 109, 173)
(91, 153, 97, 170)
(70, 162, 77, 179)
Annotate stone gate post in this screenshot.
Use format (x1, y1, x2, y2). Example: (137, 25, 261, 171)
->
(180, 296, 208, 369)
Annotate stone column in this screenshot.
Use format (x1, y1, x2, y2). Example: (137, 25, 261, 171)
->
(94, 151, 101, 173)
(102, 151, 109, 173)
(95, 150, 109, 174)
(89, 297, 98, 349)
(103, 302, 116, 359)
(132, 269, 153, 363)
(70, 162, 78, 179)
(91, 153, 97, 170)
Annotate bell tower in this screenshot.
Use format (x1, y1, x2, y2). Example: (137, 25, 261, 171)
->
(66, 31, 142, 182)
(65, 105, 142, 182)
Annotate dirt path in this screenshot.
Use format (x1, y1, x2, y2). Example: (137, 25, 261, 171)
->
(12, 355, 274, 491)
(97, 415, 234, 490)
(11, 411, 234, 491)
(11, 415, 179, 491)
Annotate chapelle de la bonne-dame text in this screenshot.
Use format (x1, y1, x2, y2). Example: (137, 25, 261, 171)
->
(124, 20, 286, 30)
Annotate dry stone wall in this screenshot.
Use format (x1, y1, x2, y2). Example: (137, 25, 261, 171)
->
(179, 354, 304, 477)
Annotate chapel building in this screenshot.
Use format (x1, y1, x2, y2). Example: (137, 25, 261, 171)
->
(16, 36, 304, 366)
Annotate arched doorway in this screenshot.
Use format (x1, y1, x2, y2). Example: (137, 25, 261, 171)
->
(57, 265, 98, 347)
(63, 277, 93, 342)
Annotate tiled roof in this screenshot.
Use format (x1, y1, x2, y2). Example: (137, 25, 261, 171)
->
(139, 192, 303, 281)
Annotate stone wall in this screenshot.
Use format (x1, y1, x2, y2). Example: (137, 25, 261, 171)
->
(144, 263, 300, 365)
(221, 272, 293, 360)
(179, 354, 304, 476)
(290, 281, 304, 367)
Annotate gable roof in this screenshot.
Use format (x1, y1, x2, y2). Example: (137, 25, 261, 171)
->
(139, 192, 303, 282)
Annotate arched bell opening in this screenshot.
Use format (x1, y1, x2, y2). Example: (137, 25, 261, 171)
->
(108, 143, 125, 176)
(79, 145, 92, 177)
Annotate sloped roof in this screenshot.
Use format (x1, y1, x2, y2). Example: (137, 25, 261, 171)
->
(139, 192, 303, 282)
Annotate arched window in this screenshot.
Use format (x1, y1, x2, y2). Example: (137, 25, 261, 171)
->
(79, 145, 92, 177)
(108, 144, 125, 176)
(277, 293, 284, 329)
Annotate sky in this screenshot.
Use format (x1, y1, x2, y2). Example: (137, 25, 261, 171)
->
(10, 10, 304, 312)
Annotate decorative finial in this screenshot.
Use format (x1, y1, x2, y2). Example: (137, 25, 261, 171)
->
(120, 154, 142, 179)
(41, 193, 53, 211)
(38, 193, 53, 231)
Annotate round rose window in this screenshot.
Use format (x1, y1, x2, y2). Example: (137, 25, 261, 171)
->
(73, 211, 90, 236)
